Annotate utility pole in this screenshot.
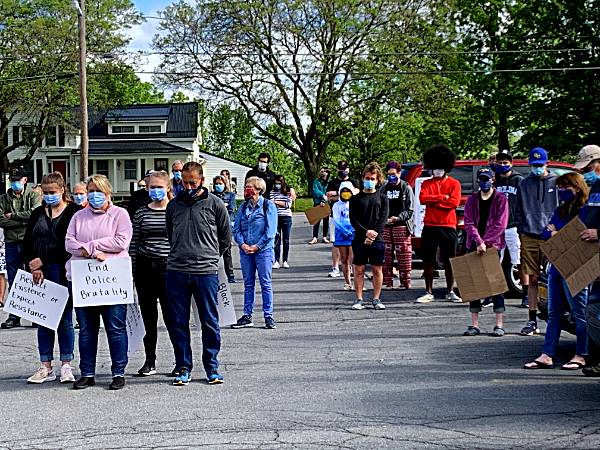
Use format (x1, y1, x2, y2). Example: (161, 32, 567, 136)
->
(73, 0, 88, 180)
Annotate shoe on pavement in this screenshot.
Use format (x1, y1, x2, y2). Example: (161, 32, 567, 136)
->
(342, 284, 353, 291)
(73, 376, 95, 390)
(463, 326, 480, 336)
(138, 361, 157, 376)
(228, 276, 237, 283)
(372, 299, 385, 310)
(328, 268, 341, 277)
(231, 314, 254, 328)
(273, 261, 281, 269)
(170, 368, 179, 377)
(1, 318, 21, 329)
(416, 292, 434, 303)
(445, 291, 462, 303)
(27, 366, 56, 384)
(282, 261, 290, 269)
(174, 368, 191, 386)
(109, 376, 125, 390)
(384, 284, 395, 290)
(492, 326, 505, 337)
(60, 364, 75, 383)
(520, 296, 529, 308)
(322, 238, 331, 244)
(521, 320, 540, 336)
(582, 365, 600, 377)
(481, 298, 493, 308)
(265, 317, 276, 329)
(351, 299, 365, 310)
(207, 372, 224, 384)
(308, 237, 318, 244)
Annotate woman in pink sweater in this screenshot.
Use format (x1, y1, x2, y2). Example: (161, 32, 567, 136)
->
(65, 174, 133, 391)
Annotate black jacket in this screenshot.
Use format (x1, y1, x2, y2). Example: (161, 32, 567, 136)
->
(245, 166, 276, 198)
(127, 189, 151, 220)
(382, 180, 415, 234)
(493, 171, 523, 229)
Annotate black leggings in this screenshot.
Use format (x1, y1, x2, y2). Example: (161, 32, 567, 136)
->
(312, 210, 330, 238)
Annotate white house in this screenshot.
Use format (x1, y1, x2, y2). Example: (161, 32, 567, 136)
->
(5, 102, 251, 198)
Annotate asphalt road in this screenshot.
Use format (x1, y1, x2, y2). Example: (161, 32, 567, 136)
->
(0, 214, 599, 449)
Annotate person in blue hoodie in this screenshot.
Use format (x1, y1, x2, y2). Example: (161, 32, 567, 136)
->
(514, 148, 558, 336)
(332, 181, 355, 290)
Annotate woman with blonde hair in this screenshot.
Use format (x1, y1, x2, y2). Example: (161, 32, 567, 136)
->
(129, 170, 177, 376)
(66, 174, 133, 390)
(23, 172, 82, 384)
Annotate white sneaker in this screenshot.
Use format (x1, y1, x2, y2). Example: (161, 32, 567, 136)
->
(328, 268, 341, 277)
(27, 366, 56, 384)
(282, 261, 289, 269)
(416, 292, 435, 303)
(445, 291, 462, 303)
(342, 284, 353, 291)
(60, 364, 75, 383)
(273, 261, 281, 269)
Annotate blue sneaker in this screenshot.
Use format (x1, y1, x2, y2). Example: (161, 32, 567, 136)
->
(207, 372, 224, 384)
(173, 368, 191, 386)
(228, 276, 237, 283)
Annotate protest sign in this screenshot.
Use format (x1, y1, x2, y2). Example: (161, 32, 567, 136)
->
(71, 257, 134, 307)
(4, 269, 69, 330)
(125, 292, 146, 355)
(541, 217, 600, 297)
(413, 177, 429, 238)
(304, 202, 331, 226)
(192, 268, 237, 328)
(450, 251, 508, 303)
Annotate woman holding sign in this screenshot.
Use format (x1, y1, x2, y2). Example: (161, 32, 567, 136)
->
(23, 172, 82, 384)
(65, 174, 133, 390)
(524, 173, 590, 371)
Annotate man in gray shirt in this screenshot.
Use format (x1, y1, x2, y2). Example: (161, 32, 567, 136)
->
(166, 161, 231, 386)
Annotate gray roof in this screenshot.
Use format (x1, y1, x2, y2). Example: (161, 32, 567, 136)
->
(106, 106, 172, 121)
(77, 140, 192, 155)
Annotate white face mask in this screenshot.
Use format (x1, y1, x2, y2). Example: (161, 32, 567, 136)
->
(432, 169, 445, 178)
(258, 162, 268, 170)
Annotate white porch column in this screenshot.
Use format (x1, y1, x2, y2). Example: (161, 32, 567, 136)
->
(41, 152, 48, 177)
(112, 159, 118, 193)
(137, 157, 142, 180)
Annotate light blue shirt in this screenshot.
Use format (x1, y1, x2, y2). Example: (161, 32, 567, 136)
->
(233, 196, 278, 252)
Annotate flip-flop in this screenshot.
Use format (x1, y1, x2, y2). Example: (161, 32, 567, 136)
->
(523, 360, 554, 370)
(561, 361, 586, 370)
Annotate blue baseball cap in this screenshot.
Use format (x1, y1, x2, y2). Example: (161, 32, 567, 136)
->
(476, 167, 493, 179)
(529, 147, 548, 165)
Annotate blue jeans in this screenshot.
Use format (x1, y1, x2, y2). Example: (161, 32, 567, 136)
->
(6, 243, 25, 321)
(275, 216, 292, 263)
(75, 302, 128, 377)
(240, 248, 274, 318)
(542, 273, 589, 357)
(166, 271, 220, 374)
(37, 264, 74, 362)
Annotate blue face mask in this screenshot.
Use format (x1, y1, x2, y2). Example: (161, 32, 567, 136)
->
(43, 194, 61, 206)
(73, 193, 87, 205)
(495, 164, 511, 175)
(275, 184, 282, 190)
(149, 188, 167, 201)
(387, 175, 398, 184)
(173, 172, 182, 181)
(478, 179, 492, 192)
(363, 180, 376, 190)
(10, 181, 23, 192)
(558, 189, 575, 202)
(88, 192, 107, 209)
(584, 170, 599, 184)
(531, 166, 545, 177)
(489, 163, 499, 173)
(214, 184, 225, 193)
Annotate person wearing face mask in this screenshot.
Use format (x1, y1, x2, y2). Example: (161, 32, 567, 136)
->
(127, 170, 153, 221)
(416, 145, 462, 304)
(129, 171, 177, 377)
(309, 167, 331, 244)
(332, 182, 356, 290)
(0, 166, 42, 329)
(65, 174, 133, 390)
(524, 173, 590, 370)
(212, 175, 237, 283)
(172, 161, 185, 196)
(220, 169, 236, 194)
(270, 174, 295, 269)
(463, 167, 509, 337)
(72, 182, 89, 208)
(514, 148, 558, 336)
(245, 152, 276, 198)
(22, 172, 82, 384)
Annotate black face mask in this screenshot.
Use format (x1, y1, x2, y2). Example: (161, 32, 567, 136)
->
(338, 170, 348, 179)
(183, 184, 202, 200)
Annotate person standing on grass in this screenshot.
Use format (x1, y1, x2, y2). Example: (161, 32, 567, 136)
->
(382, 161, 414, 291)
(309, 167, 330, 244)
(349, 162, 389, 310)
(270, 174, 295, 269)
(463, 167, 509, 337)
(416, 145, 462, 304)
(332, 181, 356, 290)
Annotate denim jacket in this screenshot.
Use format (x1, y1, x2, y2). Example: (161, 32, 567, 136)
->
(233, 196, 278, 252)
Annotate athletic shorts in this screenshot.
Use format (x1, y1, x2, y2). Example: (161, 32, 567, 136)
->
(420, 225, 457, 265)
(499, 227, 520, 266)
(520, 234, 544, 276)
(352, 241, 385, 266)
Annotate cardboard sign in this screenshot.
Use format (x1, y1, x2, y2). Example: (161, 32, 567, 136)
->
(413, 177, 429, 238)
(304, 202, 331, 225)
(541, 217, 600, 297)
(450, 251, 508, 302)
(125, 292, 146, 355)
(192, 268, 237, 328)
(4, 270, 69, 330)
(71, 257, 134, 307)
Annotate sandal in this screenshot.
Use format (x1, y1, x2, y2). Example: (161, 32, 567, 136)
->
(523, 360, 554, 370)
(308, 238, 318, 245)
(561, 360, 586, 370)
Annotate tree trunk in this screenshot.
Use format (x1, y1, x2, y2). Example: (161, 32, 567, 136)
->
(498, 113, 510, 151)
(300, 142, 325, 197)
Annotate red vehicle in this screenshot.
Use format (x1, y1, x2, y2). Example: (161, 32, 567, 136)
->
(401, 159, 576, 295)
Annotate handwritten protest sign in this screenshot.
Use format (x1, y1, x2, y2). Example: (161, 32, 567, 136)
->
(126, 291, 146, 355)
(71, 257, 134, 307)
(4, 269, 69, 330)
(541, 217, 600, 297)
(192, 269, 237, 328)
(450, 251, 508, 303)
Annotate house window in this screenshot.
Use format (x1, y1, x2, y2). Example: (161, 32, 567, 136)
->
(12, 126, 19, 145)
(95, 160, 109, 177)
(139, 125, 162, 133)
(46, 126, 56, 147)
(112, 125, 134, 134)
(154, 158, 168, 172)
(124, 160, 137, 180)
(58, 125, 65, 147)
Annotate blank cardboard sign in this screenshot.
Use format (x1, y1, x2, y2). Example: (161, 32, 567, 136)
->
(450, 251, 508, 303)
(541, 217, 600, 297)
(304, 202, 331, 225)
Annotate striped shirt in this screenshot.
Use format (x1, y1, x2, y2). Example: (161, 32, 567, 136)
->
(269, 190, 293, 217)
(129, 205, 170, 271)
